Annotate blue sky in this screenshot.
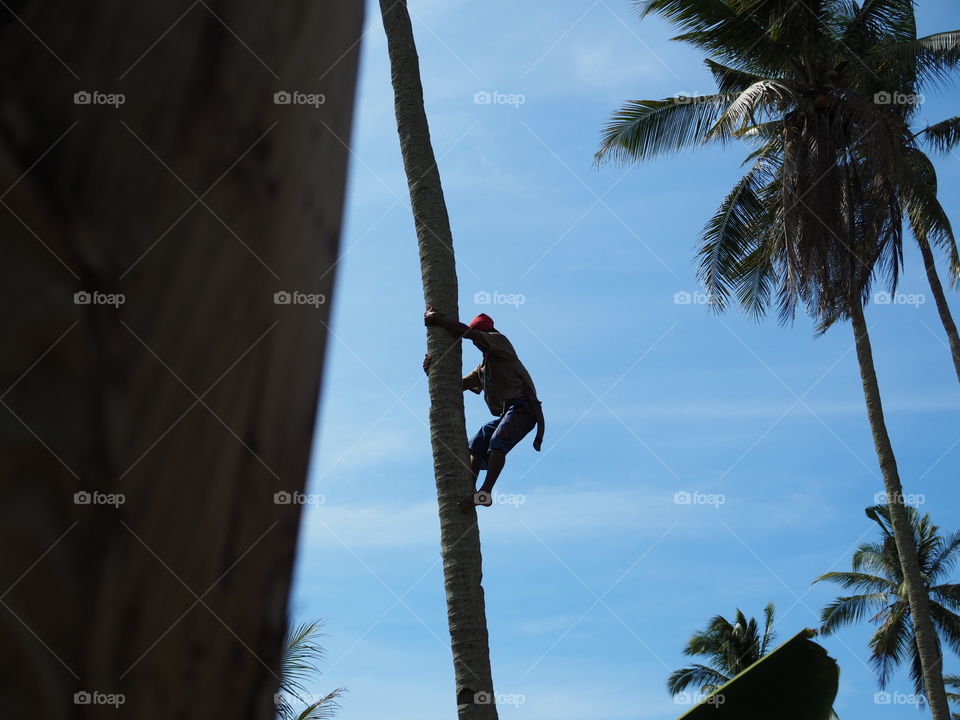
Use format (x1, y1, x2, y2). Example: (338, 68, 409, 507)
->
(289, 1, 960, 718)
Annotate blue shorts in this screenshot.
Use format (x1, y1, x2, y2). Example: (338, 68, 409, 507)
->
(469, 399, 536, 470)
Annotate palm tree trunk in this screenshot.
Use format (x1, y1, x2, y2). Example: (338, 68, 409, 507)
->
(378, 1, 498, 717)
(917, 235, 960, 383)
(849, 302, 951, 720)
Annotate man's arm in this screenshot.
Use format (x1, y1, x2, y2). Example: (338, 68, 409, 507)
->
(423, 354, 482, 392)
(424, 306, 486, 343)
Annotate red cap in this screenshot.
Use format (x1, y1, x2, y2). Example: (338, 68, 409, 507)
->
(468, 313, 495, 332)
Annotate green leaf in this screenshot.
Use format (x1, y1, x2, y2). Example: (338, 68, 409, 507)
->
(710, 80, 800, 139)
(842, 0, 916, 47)
(868, 30, 960, 88)
(596, 94, 733, 164)
(817, 592, 891, 634)
(919, 115, 960, 155)
(696, 158, 770, 309)
(668, 663, 731, 695)
(673, 630, 839, 720)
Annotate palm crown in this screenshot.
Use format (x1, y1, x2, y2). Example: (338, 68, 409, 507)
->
(668, 603, 777, 695)
(815, 505, 960, 699)
(597, 0, 960, 330)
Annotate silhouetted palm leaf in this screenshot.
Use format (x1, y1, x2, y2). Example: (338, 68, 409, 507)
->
(597, 94, 733, 163)
(920, 115, 960, 155)
(276, 622, 345, 720)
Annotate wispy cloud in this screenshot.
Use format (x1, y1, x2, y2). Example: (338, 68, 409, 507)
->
(300, 482, 837, 552)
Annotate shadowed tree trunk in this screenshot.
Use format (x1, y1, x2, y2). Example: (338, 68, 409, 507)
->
(849, 302, 951, 720)
(0, 2, 362, 718)
(916, 235, 960, 383)
(378, 1, 499, 717)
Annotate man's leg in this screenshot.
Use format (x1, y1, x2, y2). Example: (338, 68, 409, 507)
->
(462, 421, 496, 513)
(478, 449, 505, 494)
(478, 403, 536, 499)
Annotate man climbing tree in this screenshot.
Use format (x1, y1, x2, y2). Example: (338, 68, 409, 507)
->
(423, 308, 544, 510)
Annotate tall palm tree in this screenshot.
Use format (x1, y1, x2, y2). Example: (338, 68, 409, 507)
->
(815, 505, 960, 702)
(596, 3, 958, 717)
(379, 1, 498, 717)
(668, 603, 777, 696)
(276, 622, 345, 720)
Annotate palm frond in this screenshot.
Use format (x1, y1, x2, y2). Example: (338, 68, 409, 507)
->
(929, 531, 960, 581)
(918, 115, 960, 155)
(686, 614, 738, 670)
(596, 94, 733, 164)
(281, 622, 327, 694)
(696, 157, 771, 310)
(815, 571, 896, 594)
(929, 601, 960, 657)
(907, 634, 927, 701)
(760, 602, 776, 655)
(932, 584, 960, 613)
(734, 223, 779, 318)
(851, 542, 896, 577)
(295, 690, 345, 720)
(705, 59, 769, 94)
(710, 80, 800, 139)
(868, 30, 960, 89)
(276, 621, 344, 720)
(667, 663, 731, 695)
(946, 673, 960, 719)
(818, 592, 891, 634)
(736, 123, 787, 161)
(842, 0, 916, 47)
(869, 601, 913, 689)
(635, 0, 786, 73)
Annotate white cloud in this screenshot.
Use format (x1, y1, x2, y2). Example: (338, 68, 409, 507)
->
(503, 683, 677, 720)
(604, 393, 960, 419)
(301, 498, 439, 549)
(312, 425, 424, 475)
(299, 482, 836, 553)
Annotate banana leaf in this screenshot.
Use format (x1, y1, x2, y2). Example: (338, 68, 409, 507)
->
(674, 629, 839, 720)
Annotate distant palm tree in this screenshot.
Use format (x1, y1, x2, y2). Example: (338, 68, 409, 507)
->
(668, 603, 777, 696)
(597, 4, 959, 717)
(816, 506, 960, 701)
(276, 622, 345, 720)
